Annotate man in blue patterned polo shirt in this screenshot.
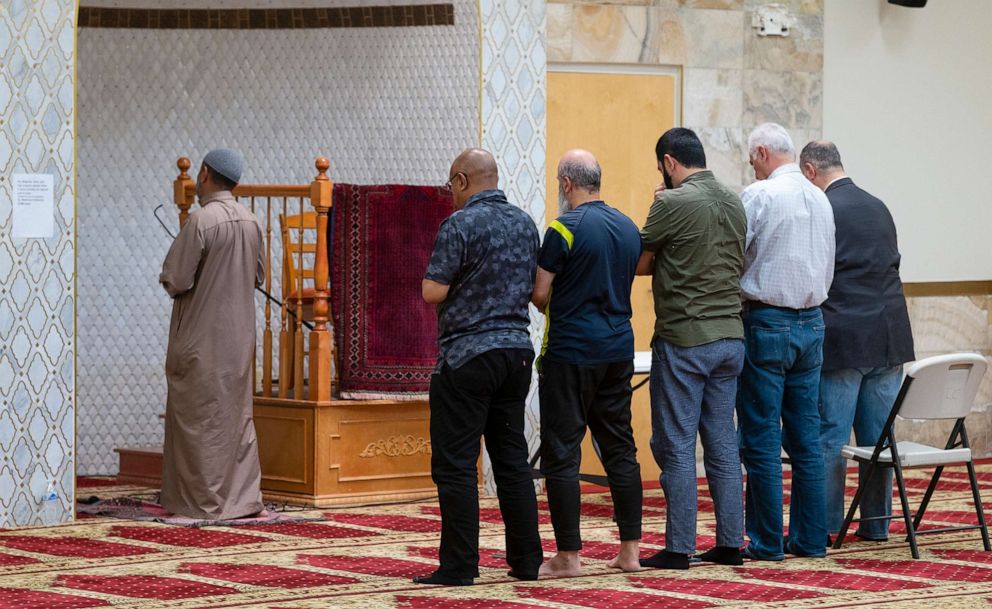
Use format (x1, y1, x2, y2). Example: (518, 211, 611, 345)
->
(414, 148, 543, 586)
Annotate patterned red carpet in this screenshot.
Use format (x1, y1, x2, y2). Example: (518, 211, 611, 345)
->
(3, 467, 992, 608)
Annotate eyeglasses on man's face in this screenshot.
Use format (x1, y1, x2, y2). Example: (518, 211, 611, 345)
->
(444, 172, 467, 190)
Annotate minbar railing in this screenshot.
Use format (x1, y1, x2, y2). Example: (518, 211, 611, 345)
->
(172, 156, 336, 402)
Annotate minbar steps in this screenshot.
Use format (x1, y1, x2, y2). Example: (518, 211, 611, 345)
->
(114, 445, 163, 487)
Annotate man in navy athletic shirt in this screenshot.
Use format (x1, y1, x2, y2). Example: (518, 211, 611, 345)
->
(532, 149, 643, 577)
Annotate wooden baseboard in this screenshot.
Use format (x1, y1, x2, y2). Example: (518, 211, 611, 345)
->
(115, 446, 164, 487)
(262, 487, 438, 508)
(903, 281, 992, 297)
(117, 399, 438, 507)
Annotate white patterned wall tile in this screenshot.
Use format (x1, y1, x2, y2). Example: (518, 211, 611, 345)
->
(76, 3, 479, 474)
(480, 0, 547, 492)
(0, 0, 75, 528)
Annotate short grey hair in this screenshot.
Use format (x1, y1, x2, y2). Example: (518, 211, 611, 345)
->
(559, 158, 602, 191)
(748, 122, 796, 158)
(799, 141, 844, 173)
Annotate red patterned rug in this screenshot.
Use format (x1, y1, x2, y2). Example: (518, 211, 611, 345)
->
(1, 468, 991, 608)
(331, 184, 453, 399)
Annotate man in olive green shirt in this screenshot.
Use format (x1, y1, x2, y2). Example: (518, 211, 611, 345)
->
(636, 128, 747, 570)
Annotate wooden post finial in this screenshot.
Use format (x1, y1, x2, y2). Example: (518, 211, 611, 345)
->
(309, 155, 334, 400)
(174, 156, 196, 227)
(315, 157, 330, 181)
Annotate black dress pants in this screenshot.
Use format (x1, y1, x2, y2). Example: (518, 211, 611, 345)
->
(539, 358, 642, 551)
(429, 348, 543, 579)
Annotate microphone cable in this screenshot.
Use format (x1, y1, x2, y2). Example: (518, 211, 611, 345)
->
(153, 204, 314, 330)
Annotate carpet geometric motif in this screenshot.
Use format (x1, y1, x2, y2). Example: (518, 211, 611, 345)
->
(1, 466, 992, 608)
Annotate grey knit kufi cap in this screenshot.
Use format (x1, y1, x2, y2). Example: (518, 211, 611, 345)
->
(203, 148, 244, 184)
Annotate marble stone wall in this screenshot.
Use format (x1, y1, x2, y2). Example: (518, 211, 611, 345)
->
(902, 295, 992, 457)
(547, 0, 824, 192)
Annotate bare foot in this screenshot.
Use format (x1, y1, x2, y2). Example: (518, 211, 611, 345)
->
(608, 540, 642, 572)
(538, 551, 582, 578)
(607, 555, 641, 571)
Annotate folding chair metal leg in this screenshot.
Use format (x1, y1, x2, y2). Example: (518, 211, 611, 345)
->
(965, 460, 991, 551)
(913, 465, 944, 531)
(917, 420, 965, 531)
(891, 456, 919, 559)
(834, 460, 875, 550)
(956, 423, 991, 551)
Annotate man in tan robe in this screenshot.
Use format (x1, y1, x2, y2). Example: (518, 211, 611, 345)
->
(159, 148, 266, 520)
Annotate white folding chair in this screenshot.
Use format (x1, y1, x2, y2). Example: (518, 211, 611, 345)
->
(833, 353, 992, 558)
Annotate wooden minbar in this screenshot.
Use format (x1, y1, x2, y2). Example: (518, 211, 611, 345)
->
(117, 157, 436, 507)
(254, 396, 434, 507)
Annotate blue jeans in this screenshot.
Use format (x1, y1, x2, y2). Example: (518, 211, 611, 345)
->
(738, 306, 827, 559)
(649, 337, 745, 555)
(819, 366, 902, 540)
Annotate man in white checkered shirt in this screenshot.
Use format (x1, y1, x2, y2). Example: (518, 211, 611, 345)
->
(736, 122, 835, 562)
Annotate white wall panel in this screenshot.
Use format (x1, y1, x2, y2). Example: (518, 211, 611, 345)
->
(76, 4, 479, 474)
(480, 0, 547, 490)
(0, 0, 76, 527)
(824, 0, 992, 282)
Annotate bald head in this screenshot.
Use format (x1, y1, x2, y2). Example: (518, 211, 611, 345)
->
(558, 149, 601, 190)
(557, 149, 602, 211)
(452, 148, 498, 182)
(448, 148, 499, 209)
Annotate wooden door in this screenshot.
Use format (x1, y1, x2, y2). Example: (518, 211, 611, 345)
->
(545, 68, 678, 483)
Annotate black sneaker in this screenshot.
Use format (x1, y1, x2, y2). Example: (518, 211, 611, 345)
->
(696, 546, 744, 566)
(412, 572, 474, 586)
(639, 549, 690, 570)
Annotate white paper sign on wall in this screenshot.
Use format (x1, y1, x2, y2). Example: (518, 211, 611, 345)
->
(12, 174, 55, 239)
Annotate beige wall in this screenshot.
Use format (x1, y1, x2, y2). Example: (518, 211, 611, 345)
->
(823, 0, 992, 451)
(823, 0, 992, 283)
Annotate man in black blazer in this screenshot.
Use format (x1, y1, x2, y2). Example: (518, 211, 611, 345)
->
(800, 141, 915, 542)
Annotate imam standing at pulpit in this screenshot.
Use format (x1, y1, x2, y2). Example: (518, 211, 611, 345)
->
(159, 148, 267, 520)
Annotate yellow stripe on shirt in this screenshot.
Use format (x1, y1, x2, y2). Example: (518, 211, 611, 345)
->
(549, 220, 574, 250)
(540, 287, 552, 358)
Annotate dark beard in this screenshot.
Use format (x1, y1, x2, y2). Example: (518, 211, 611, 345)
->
(663, 168, 674, 190)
